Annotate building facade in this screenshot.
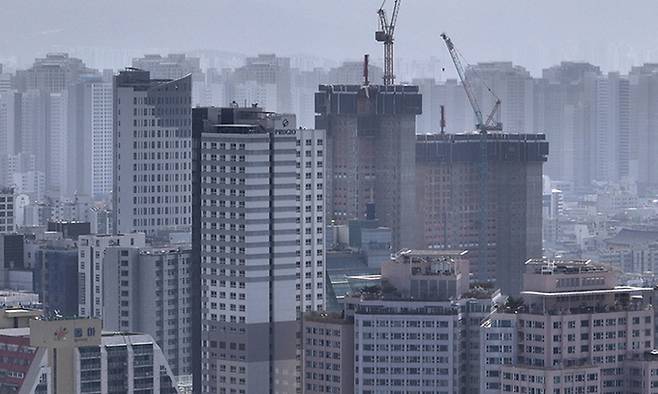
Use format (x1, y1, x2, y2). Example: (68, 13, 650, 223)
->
(103, 244, 192, 380)
(315, 84, 422, 250)
(67, 79, 114, 197)
(416, 133, 548, 295)
(192, 106, 325, 393)
(77, 233, 145, 318)
(33, 239, 79, 316)
(481, 258, 657, 394)
(113, 68, 192, 234)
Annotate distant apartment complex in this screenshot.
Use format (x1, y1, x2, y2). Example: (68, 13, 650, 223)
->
(112, 68, 192, 234)
(192, 106, 325, 392)
(67, 78, 114, 197)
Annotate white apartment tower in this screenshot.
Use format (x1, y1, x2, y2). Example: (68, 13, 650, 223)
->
(192, 106, 325, 393)
(113, 68, 192, 234)
(77, 232, 146, 318)
(90, 81, 113, 196)
(67, 79, 114, 197)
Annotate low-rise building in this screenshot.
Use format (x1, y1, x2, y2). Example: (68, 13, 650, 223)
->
(303, 249, 498, 394)
(0, 317, 180, 393)
(481, 258, 657, 394)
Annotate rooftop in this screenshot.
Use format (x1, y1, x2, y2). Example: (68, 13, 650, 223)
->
(521, 286, 652, 297)
(525, 258, 609, 275)
(606, 228, 658, 245)
(303, 311, 352, 325)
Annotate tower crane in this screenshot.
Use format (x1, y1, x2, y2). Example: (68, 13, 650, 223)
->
(440, 32, 501, 282)
(440, 32, 502, 133)
(376, 0, 401, 86)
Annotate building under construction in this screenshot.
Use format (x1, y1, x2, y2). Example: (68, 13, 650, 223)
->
(315, 84, 422, 251)
(416, 133, 548, 295)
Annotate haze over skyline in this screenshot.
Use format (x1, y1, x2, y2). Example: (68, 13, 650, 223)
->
(2, 0, 658, 77)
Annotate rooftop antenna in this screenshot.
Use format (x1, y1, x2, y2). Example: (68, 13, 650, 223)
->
(363, 54, 370, 86)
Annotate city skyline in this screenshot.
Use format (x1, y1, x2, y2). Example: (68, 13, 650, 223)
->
(2, 1, 658, 77)
(4, 1, 658, 393)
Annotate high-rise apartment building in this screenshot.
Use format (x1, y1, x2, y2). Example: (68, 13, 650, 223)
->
(542, 62, 600, 188)
(33, 237, 79, 316)
(192, 106, 325, 393)
(133, 54, 204, 81)
(315, 84, 422, 250)
(466, 62, 535, 134)
(593, 72, 630, 183)
(629, 64, 658, 192)
(103, 244, 192, 380)
(481, 258, 656, 394)
(414, 77, 471, 134)
(67, 78, 114, 197)
(0, 91, 20, 186)
(77, 233, 146, 318)
(0, 64, 11, 93)
(12, 54, 98, 200)
(112, 68, 192, 234)
(15, 53, 95, 94)
(416, 133, 548, 295)
(230, 54, 293, 113)
(46, 91, 67, 197)
(325, 61, 383, 86)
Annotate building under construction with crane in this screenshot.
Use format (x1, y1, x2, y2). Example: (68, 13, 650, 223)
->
(413, 33, 549, 295)
(416, 133, 548, 295)
(315, 0, 422, 251)
(316, 3, 549, 295)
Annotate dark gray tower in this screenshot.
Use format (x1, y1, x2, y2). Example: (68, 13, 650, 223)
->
(416, 133, 548, 295)
(315, 84, 422, 250)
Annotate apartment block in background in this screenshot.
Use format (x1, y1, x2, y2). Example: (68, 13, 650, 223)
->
(113, 68, 192, 234)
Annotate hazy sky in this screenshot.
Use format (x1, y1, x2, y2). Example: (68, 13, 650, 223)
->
(2, 0, 658, 76)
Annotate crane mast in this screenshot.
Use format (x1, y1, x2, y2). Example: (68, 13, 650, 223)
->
(440, 32, 502, 133)
(440, 32, 501, 285)
(376, 0, 401, 86)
